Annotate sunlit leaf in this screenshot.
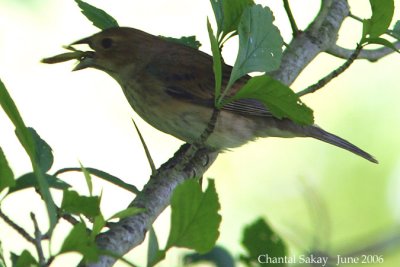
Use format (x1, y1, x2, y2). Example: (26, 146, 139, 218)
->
(166, 179, 221, 253)
(61, 190, 101, 218)
(60, 222, 100, 262)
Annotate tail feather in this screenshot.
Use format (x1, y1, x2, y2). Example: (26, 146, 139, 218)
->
(308, 126, 378, 164)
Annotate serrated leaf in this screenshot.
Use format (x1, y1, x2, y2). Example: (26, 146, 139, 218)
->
(362, 0, 394, 40)
(60, 222, 100, 262)
(230, 75, 314, 125)
(166, 179, 221, 253)
(207, 19, 223, 104)
(0, 147, 15, 192)
(228, 5, 283, 89)
(28, 127, 53, 173)
(240, 218, 287, 267)
(210, 0, 255, 40)
(61, 190, 101, 218)
(8, 172, 70, 194)
(161, 36, 201, 50)
(75, 0, 119, 30)
(109, 207, 144, 220)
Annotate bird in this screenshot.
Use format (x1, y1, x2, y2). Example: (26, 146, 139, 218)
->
(47, 27, 377, 163)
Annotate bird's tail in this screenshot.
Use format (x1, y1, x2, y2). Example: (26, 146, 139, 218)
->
(308, 126, 378, 163)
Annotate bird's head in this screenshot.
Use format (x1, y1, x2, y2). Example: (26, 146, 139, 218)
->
(43, 27, 163, 76)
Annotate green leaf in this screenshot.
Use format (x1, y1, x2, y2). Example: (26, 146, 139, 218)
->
(8, 173, 70, 194)
(75, 0, 119, 30)
(79, 162, 93, 196)
(60, 222, 100, 262)
(109, 207, 144, 220)
(207, 19, 223, 104)
(54, 167, 140, 194)
(61, 190, 101, 218)
(362, 0, 394, 40)
(13, 250, 38, 267)
(363, 37, 399, 52)
(160, 36, 201, 50)
(28, 127, 53, 173)
(210, 0, 255, 40)
(0, 79, 57, 233)
(147, 227, 160, 267)
(230, 75, 314, 125)
(166, 179, 221, 253)
(183, 246, 235, 267)
(0, 147, 15, 192)
(240, 218, 287, 267)
(228, 4, 283, 89)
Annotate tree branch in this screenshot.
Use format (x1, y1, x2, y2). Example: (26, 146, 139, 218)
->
(327, 42, 400, 62)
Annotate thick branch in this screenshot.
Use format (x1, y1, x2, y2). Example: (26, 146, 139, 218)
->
(89, 145, 218, 267)
(271, 0, 349, 84)
(327, 42, 400, 62)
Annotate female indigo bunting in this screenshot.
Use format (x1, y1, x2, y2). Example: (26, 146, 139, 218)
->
(43, 27, 377, 163)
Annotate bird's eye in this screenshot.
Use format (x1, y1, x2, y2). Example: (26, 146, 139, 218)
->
(101, 38, 113, 49)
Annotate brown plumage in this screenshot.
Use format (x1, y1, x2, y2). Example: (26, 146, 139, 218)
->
(56, 27, 377, 163)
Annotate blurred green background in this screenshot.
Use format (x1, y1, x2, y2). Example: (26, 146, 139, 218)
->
(0, 0, 399, 266)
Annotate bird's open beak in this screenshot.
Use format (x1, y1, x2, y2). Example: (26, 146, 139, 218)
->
(70, 37, 95, 71)
(41, 36, 95, 71)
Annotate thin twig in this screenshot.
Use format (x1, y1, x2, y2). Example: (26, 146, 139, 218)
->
(283, 0, 299, 36)
(0, 208, 35, 244)
(60, 212, 80, 225)
(30, 213, 46, 266)
(297, 44, 362, 97)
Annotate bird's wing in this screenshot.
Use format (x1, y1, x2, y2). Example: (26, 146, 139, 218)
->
(145, 44, 273, 117)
